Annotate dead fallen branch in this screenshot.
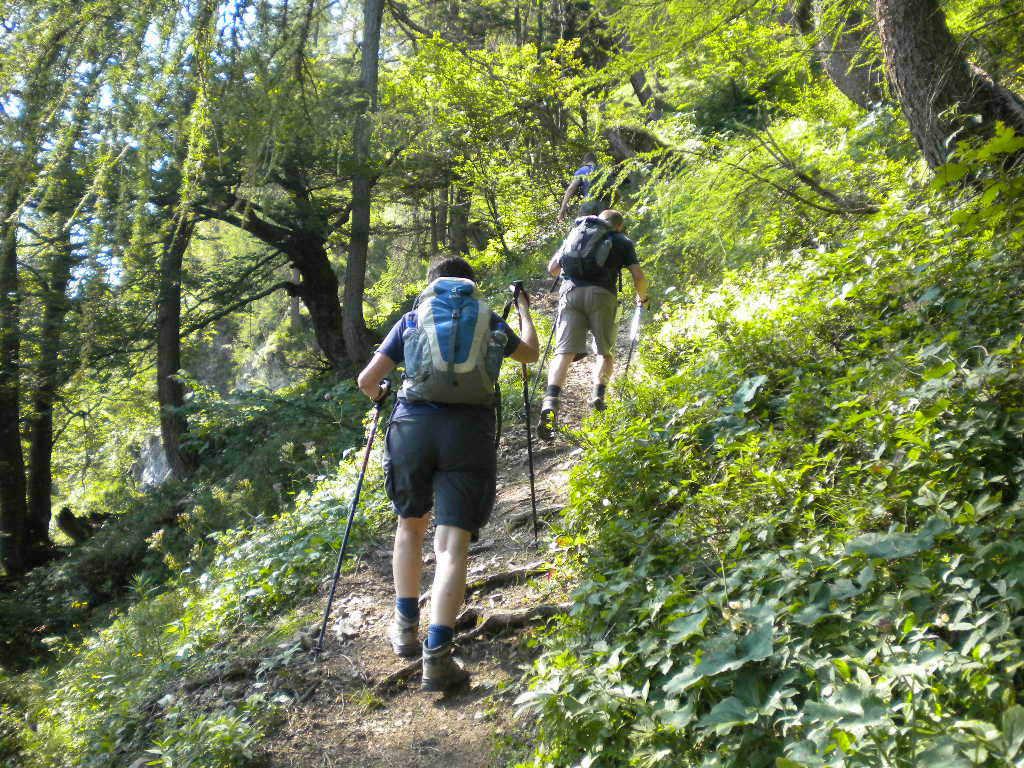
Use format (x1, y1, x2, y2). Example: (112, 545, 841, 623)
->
(180, 658, 258, 692)
(454, 602, 571, 643)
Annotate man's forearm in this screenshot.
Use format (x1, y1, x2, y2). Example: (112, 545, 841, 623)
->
(633, 272, 648, 302)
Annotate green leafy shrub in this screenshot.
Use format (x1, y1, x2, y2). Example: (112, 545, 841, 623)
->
(11, 396, 392, 767)
(514, 146, 1024, 766)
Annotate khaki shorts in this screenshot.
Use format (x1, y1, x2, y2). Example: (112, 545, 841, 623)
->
(554, 284, 618, 356)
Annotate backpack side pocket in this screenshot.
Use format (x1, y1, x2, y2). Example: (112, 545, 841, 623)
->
(484, 328, 507, 383)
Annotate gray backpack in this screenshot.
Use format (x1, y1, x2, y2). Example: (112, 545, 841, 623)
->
(556, 215, 614, 283)
(399, 278, 507, 406)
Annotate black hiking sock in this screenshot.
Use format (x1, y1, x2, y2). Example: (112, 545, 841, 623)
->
(545, 385, 561, 399)
(592, 383, 606, 400)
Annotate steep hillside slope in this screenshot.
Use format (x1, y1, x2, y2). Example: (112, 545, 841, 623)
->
(514, 150, 1024, 766)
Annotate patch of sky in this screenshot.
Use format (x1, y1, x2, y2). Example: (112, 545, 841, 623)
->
(2, 80, 25, 119)
(217, 0, 257, 41)
(144, 20, 163, 52)
(98, 83, 114, 111)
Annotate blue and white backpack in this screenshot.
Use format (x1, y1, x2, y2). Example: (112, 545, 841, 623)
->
(399, 277, 507, 406)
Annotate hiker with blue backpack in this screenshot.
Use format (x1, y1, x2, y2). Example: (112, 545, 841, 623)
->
(537, 209, 647, 440)
(356, 256, 538, 691)
(557, 152, 611, 221)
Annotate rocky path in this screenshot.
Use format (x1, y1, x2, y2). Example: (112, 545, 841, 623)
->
(258, 282, 634, 767)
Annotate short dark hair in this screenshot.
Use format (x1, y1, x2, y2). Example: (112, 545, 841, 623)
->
(427, 256, 476, 283)
(582, 152, 597, 165)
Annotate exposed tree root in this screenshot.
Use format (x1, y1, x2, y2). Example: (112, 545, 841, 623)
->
(465, 562, 549, 597)
(417, 561, 548, 607)
(506, 506, 560, 529)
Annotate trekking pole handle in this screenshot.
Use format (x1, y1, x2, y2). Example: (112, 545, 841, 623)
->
(373, 379, 390, 405)
(510, 280, 529, 308)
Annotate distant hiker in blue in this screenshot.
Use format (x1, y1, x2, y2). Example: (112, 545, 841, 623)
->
(557, 152, 610, 221)
(357, 256, 538, 691)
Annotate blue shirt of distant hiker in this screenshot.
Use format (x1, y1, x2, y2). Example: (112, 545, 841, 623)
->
(573, 161, 611, 216)
(574, 161, 598, 198)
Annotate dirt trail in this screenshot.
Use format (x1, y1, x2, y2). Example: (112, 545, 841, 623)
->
(259, 280, 635, 767)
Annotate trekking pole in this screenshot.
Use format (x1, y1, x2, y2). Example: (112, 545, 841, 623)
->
(314, 380, 389, 658)
(623, 303, 643, 378)
(530, 276, 561, 398)
(510, 281, 540, 542)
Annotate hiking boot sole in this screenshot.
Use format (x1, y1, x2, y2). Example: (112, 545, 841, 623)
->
(392, 641, 420, 658)
(421, 670, 470, 692)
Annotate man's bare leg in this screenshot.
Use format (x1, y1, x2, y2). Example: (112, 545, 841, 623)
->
(393, 514, 430, 600)
(429, 524, 473, 630)
(539, 353, 574, 439)
(590, 354, 614, 410)
(388, 514, 431, 657)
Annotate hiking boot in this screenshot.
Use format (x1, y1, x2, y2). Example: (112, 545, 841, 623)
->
(588, 395, 606, 412)
(387, 611, 420, 658)
(537, 396, 559, 441)
(421, 640, 469, 692)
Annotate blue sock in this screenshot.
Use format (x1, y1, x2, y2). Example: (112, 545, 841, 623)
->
(396, 597, 419, 621)
(426, 624, 454, 649)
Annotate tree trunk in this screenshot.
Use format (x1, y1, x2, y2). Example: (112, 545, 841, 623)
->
(195, 196, 349, 372)
(290, 237, 349, 370)
(0, 195, 28, 576)
(813, 1, 885, 110)
(156, 213, 196, 481)
(874, 0, 1024, 169)
(26, 210, 77, 545)
(438, 180, 450, 247)
(289, 268, 302, 333)
(535, 0, 543, 56)
(448, 186, 471, 254)
(629, 71, 671, 122)
(430, 191, 439, 254)
(784, 0, 885, 111)
(344, 0, 385, 367)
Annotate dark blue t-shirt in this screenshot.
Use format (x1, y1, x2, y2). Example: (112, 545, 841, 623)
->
(378, 310, 522, 418)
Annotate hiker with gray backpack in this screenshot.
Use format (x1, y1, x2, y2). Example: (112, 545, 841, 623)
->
(356, 256, 538, 691)
(537, 209, 647, 440)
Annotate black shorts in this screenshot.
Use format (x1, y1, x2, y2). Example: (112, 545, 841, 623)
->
(383, 409, 497, 533)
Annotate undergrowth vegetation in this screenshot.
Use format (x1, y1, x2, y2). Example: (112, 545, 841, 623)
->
(3, 3, 1023, 766)
(513, 133, 1024, 766)
(0, 278, 548, 766)
(0, 380, 394, 766)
